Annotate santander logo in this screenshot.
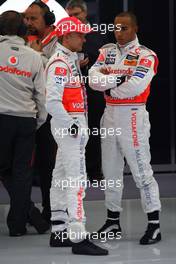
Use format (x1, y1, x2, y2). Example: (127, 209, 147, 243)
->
(8, 56, 18, 66)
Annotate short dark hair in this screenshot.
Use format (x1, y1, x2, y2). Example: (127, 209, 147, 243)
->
(0, 10, 26, 37)
(115, 11, 138, 26)
(29, 0, 50, 15)
(65, 0, 87, 12)
(29, 0, 55, 26)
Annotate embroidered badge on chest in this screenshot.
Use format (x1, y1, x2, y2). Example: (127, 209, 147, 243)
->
(124, 54, 139, 66)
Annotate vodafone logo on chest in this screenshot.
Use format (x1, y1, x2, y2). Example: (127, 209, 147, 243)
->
(139, 58, 152, 68)
(8, 56, 19, 66)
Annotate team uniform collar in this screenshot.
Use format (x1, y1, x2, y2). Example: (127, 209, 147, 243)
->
(117, 36, 139, 54)
(42, 26, 57, 46)
(57, 42, 78, 60)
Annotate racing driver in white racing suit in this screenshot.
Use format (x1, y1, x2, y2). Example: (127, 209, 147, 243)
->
(89, 12, 161, 245)
(45, 16, 108, 255)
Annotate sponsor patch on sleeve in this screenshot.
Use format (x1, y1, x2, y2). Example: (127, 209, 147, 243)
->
(136, 66, 149, 73)
(55, 67, 67, 76)
(139, 58, 152, 68)
(133, 72, 145, 79)
(55, 76, 65, 84)
(94, 53, 105, 66)
(97, 53, 105, 62)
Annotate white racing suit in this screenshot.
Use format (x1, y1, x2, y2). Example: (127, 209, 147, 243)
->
(89, 37, 161, 213)
(45, 43, 88, 241)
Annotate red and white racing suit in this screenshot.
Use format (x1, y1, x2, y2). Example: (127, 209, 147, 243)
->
(45, 43, 88, 240)
(89, 37, 161, 213)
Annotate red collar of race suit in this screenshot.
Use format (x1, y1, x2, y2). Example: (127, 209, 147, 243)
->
(27, 26, 56, 47)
